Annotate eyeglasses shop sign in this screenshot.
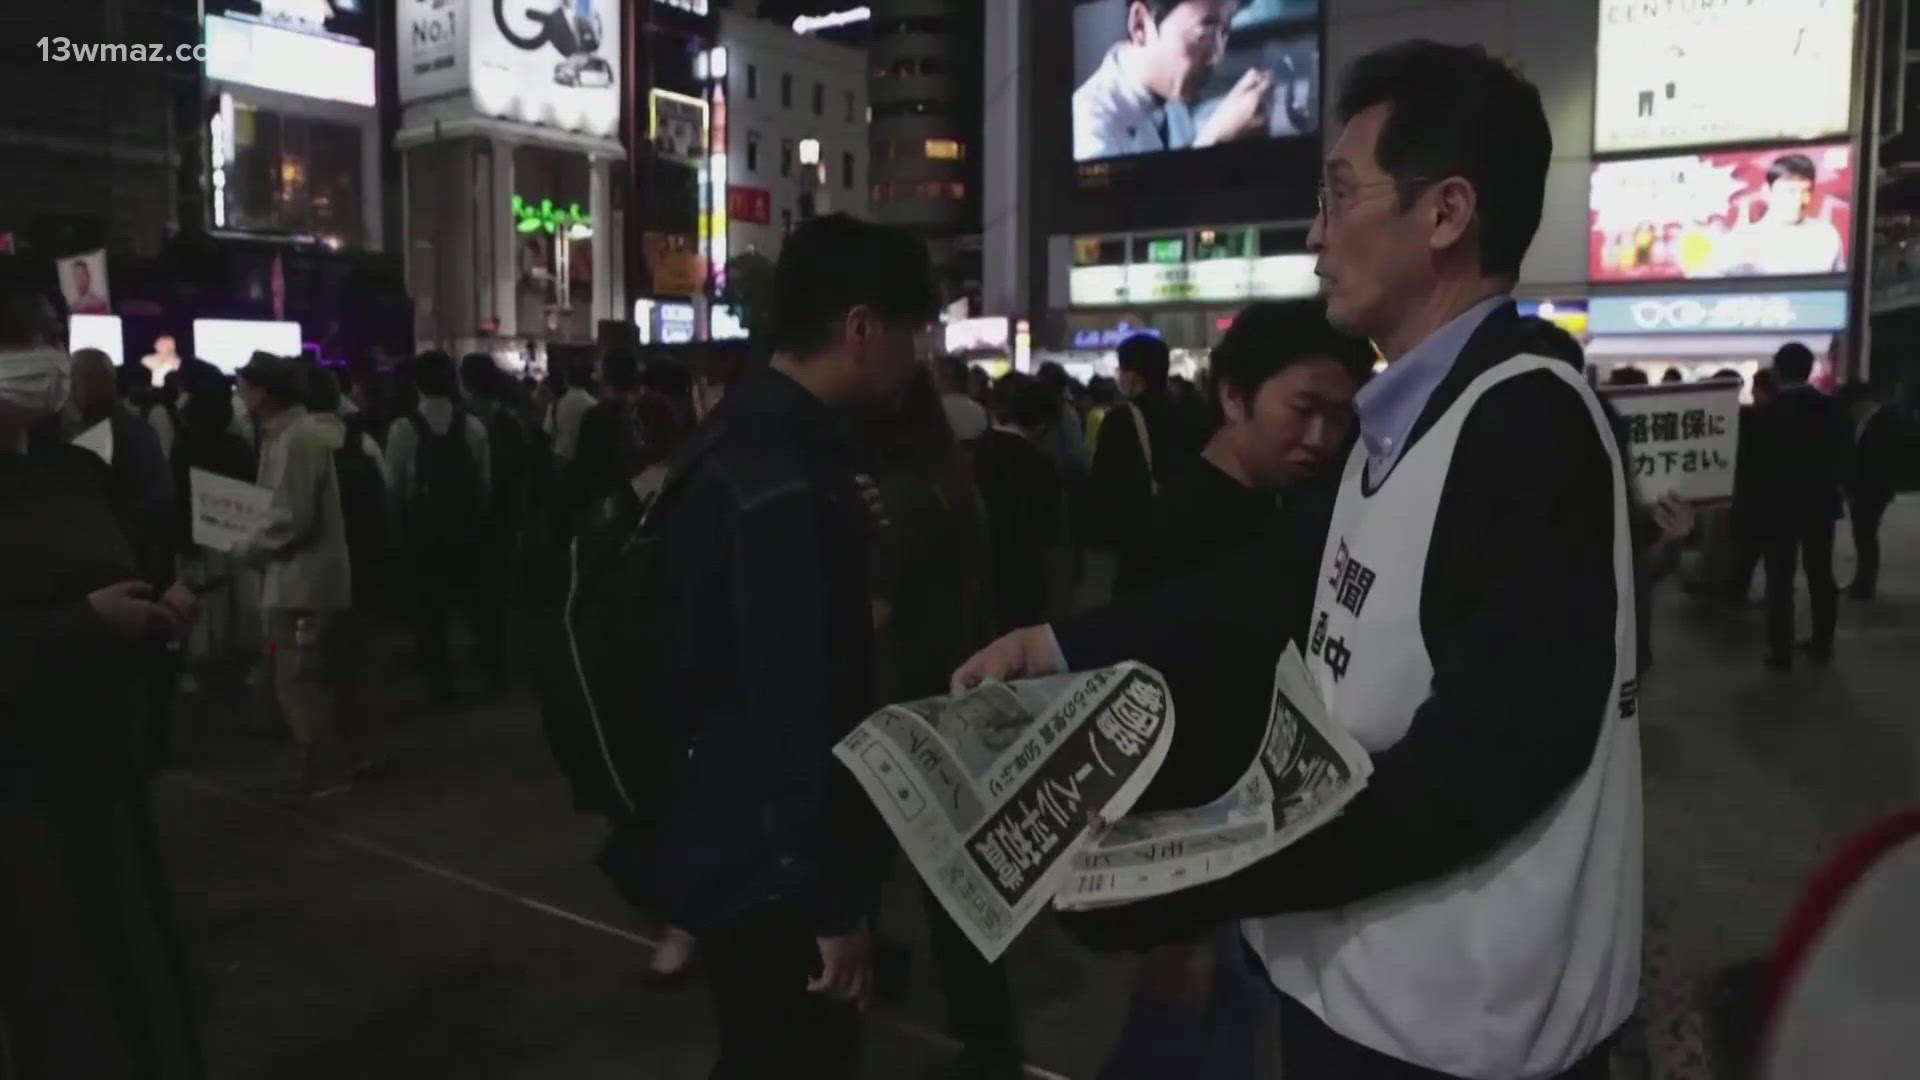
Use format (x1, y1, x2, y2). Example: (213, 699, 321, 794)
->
(1588, 291, 1849, 336)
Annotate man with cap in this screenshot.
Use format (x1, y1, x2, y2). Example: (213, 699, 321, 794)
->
(232, 351, 357, 806)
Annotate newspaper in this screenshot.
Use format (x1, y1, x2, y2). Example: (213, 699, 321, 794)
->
(834, 662, 1176, 962)
(1053, 645, 1372, 911)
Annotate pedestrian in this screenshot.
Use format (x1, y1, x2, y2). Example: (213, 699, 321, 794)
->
(546, 355, 598, 466)
(934, 353, 989, 443)
(862, 366, 1020, 1077)
(566, 350, 647, 524)
(654, 214, 934, 1078)
(1087, 334, 1197, 553)
(1750, 342, 1849, 669)
(168, 360, 257, 678)
(1115, 299, 1369, 599)
(232, 352, 359, 806)
(958, 41, 1638, 1080)
(1840, 382, 1902, 601)
(461, 352, 535, 560)
(384, 350, 504, 704)
(1, 272, 206, 1079)
(973, 375, 1064, 633)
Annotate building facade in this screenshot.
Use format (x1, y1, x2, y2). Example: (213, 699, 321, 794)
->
(716, 9, 869, 267)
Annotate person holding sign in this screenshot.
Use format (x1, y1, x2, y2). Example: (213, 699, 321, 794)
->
(958, 41, 1637, 1080)
(231, 352, 358, 806)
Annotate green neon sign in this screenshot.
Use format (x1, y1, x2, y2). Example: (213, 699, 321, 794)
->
(512, 195, 592, 235)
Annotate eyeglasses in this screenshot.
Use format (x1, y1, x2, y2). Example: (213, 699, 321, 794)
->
(1315, 177, 1429, 221)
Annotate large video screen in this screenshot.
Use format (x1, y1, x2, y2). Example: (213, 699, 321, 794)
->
(1589, 142, 1854, 284)
(193, 319, 304, 376)
(1593, 0, 1855, 154)
(1071, 0, 1318, 164)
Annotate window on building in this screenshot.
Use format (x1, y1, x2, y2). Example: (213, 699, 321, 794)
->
(844, 90, 856, 123)
(746, 64, 758, 99)
(812, 82, 824, 115)
(871, 181, 893, 203)
(746, 131, 760, 172)
(780, 73, 792, 107)
(924, 138, 963, 160)
(842, 151, 855, 188)
(780, 138, 794, 178)
(222, 102, 366, 247)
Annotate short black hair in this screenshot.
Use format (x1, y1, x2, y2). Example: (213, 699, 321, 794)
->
(1116, 333, 1170, 389)
(1335, 40, 1552, 278)
(413, 349, 457, 397)
(1767, 153, 1817, 186)
(461, 352, 499, 397)
(601, 350, 640, 392)
(1772, 342, 1815, 383)
(1607, 366, 1650, 387)
(1134, 0, 1186, 22)
(1210, 300, 1373, 403)
(770, 213, 937, 359)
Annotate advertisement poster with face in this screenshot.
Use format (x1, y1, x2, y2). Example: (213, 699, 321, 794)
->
(472, 0, 621, 136)
(1071, 0, 1319, 163)
(1593, 0, 1856, 154)
(1589, 143, 1853, 283)
(60, 251, 110, 316)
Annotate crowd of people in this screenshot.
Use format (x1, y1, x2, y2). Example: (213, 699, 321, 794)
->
(3, 34, 1917, 1080)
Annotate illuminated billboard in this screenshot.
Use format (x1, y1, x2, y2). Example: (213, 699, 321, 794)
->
(1071, 0, 1319, 165)
(1593, 0, 1856, 154)
(1589, 142, 1853, 283)
(398, 0, 621, 137)
(205, 0, 377, 106)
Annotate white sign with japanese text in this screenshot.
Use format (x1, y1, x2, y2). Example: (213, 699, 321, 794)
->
(190, 468, 273, 553)
(1602, 380, 1742, 505)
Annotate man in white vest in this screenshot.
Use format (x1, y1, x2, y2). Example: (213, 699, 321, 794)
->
(956, 40, 1639, 1080)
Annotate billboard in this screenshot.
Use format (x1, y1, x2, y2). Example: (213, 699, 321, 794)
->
(1593, 0, 1856, 155)
(1589, 142, 1853, 283)
(193, 319, 304, 376)
(650, 90, 709, 166)
(399, 0, 620, 136)
(1587, 290, 1849, 336)
(1071, 0, 1318, 164)
(205, 3, 377, 107)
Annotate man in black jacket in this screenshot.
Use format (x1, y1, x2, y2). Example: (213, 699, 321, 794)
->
(1840, 382, 1903, 601)
(957, 41, 1632, 1080)
(1750, 343, 1849, 667)
(1087, 333, 1196, 551)
(657, 214, 935, 1078)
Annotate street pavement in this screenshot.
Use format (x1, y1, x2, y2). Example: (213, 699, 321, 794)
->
(153, 496, 1920, 1079)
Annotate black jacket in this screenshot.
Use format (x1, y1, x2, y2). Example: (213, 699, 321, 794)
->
(1054, 305, 1622, 949)
(1848, 407, 1904, 506)
(1749, 384, 1850, 526)
(653, 368, 887, 936)
(1086, 392, 1196, 549)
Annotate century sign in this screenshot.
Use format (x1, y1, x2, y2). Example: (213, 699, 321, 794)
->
(1588, 290, 1849, 336)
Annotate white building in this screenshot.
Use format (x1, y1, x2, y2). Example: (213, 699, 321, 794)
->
(715, 10, 870, 265)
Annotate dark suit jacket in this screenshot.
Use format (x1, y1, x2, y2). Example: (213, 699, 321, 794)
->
(1849, 407, 1904, 506)
(1749, 385, 1850, 527)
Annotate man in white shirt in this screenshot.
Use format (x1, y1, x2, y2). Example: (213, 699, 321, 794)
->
(1073, 0, 1272, 161)
(384, 350, 502, 704)
(546, 358, 598, 463)
(1718, 152, 1845, 277)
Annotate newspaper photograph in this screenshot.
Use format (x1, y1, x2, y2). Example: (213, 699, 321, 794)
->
(835, 662, 1176, 961)
(1054, 645, 1371, 911)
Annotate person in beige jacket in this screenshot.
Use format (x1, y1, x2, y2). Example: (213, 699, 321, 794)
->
(233, 353, 356, 806)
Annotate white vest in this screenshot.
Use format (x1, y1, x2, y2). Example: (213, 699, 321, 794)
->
(1244, 355, 1642, 1079)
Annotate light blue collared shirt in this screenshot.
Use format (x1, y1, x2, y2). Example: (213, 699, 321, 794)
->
(1353, 297, 1509, 481)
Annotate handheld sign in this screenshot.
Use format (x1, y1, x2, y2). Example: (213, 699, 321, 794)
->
(189, 468, 272, 553)
(1601, 379, 1741, 505)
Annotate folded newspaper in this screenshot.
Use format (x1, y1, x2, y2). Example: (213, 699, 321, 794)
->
(1054, 646, 1372, 910)
(835, 645, 1370, 960)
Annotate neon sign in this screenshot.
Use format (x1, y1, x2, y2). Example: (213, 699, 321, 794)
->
(512, 195, 591, 239)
